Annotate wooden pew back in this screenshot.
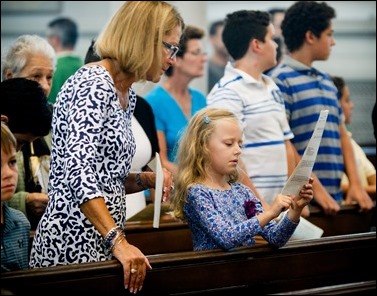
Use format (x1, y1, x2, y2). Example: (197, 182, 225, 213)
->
(28, 204, 375, 257)
(4, 232, 375, 295)
(124, 204, 375, 255)
(124, 220, 193, 254)
(308, 204, 375, 236)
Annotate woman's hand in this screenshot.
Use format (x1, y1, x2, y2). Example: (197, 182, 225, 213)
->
(162, 168, 174, 202)
(112, 238, 152, 294)
(134, 169, 174, 202)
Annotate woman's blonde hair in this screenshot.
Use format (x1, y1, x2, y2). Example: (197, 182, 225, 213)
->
(1, 122, 17, 155)
(172, 108, 241, 221)
(95, 1, 184, 82)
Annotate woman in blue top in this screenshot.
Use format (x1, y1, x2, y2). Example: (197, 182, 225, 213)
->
(172, 108, 313, 251)
(145, 25, 207, 176)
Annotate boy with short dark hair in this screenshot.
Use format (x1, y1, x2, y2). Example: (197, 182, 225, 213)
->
(269, 1, 373, 211)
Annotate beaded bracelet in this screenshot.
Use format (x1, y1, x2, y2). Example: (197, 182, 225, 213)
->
(135, 173, 148, 190)
(102, 226, 122, 251)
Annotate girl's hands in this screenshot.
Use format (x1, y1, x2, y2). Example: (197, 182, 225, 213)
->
(291, 177, 314, 211)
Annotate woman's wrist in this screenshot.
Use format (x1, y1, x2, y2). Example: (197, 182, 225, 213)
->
(102, 226, 126, 254)
(136, 173, 148, 190)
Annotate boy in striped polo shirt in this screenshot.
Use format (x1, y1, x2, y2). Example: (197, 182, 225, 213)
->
(269, 1, 373, 212)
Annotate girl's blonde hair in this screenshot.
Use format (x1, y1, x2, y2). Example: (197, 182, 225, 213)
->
(95, 1, 184, 82)
(1, 122, 17, 155)
(172, 108, 241, 221)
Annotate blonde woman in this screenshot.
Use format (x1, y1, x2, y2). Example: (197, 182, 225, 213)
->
(30, 2, 183, 293)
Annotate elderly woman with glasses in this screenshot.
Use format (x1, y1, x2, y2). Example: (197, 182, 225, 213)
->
(145, 25, 208, 177)
(29, 2, 184, 294)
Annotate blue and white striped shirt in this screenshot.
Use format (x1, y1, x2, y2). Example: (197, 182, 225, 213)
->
(269, 56, 344, 202)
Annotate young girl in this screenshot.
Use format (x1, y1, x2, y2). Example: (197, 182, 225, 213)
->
(1, 122, 31, 271)
(172, 108, 314, 251)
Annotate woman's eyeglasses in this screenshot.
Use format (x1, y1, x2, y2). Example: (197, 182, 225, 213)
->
(162, 41, 180, 60)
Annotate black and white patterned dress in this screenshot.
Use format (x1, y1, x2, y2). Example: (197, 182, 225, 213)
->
(30, 65, 136, 267)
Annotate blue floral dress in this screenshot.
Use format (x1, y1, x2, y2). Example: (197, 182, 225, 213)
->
(184, 183, 298, 251)
(30, 65, 136, 267)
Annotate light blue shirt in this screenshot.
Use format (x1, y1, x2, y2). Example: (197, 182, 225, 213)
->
(145, 85, 206, 163)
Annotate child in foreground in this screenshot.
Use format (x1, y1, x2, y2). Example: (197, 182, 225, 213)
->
(1, 122, 31, 271)
(172, 108, 313, 251)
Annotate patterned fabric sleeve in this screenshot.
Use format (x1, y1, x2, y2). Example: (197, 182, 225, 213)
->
(185, 183, 298, 250)
(60, 73, 113, 205)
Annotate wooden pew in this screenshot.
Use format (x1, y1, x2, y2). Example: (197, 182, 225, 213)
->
(3, 232, 375, 295)
(270, 280, 376, 295)
(307, 204, 375, 236)
(124, 220, 193, 254)
(28, 204, 375, 256)
(124, 203, 375, 255)
(128, 202, 376, 234)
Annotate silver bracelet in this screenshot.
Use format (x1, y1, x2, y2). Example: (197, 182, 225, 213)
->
(102, 226, 121, 251)
(135, 173, 148, 190)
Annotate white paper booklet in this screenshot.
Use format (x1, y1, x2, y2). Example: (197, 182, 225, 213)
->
(282, 110, 329, 239)
(290, 215, 324, 240)
(148, 153, 163, 228)
(281, 110, 329, 196)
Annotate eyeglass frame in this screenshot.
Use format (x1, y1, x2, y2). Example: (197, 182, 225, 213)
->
(162, 41, 180, 60)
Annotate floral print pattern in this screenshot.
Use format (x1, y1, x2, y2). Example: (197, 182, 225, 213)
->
(184, 183, 298, 251)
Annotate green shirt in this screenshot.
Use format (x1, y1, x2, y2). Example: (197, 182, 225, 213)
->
(48, 54, 83, 104)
